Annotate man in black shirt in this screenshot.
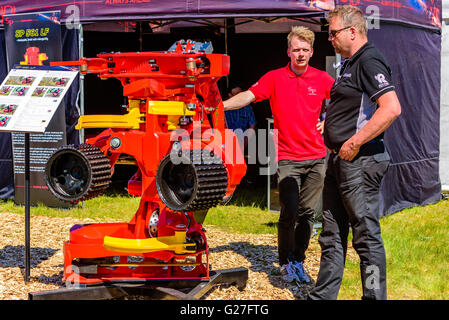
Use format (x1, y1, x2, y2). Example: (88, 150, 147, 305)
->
(308, 6, 402, 300)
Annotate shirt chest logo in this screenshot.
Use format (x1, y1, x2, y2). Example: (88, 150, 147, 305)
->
(307, 87, 317, 96)
(337, 73, 351, 82)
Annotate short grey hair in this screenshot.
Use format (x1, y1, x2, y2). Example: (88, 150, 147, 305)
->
(327, 5, 368, 36)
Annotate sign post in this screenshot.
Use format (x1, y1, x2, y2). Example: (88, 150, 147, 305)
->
(24, 132, 30, 282)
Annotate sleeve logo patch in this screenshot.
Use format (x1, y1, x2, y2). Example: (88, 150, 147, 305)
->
(374, 73, 389, 88)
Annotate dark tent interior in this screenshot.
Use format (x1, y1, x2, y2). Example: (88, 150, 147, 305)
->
(80, 21, 336, 194)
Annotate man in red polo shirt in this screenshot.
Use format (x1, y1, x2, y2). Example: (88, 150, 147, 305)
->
(223, 26, 334, 285)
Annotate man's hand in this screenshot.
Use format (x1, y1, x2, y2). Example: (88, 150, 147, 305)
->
(338, 91, 401, 162)
(339, 137, 361, 161)
(316, 119, 324, 135)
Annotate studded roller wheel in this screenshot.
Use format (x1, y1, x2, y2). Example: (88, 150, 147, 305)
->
(156, 150, 228, 212)
(45, 144, 112, 203)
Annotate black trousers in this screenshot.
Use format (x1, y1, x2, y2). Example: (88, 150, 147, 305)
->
(309, 150, 390, 300)
(277, 158, 325, 266)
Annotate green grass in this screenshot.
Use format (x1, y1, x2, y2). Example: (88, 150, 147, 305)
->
(205, 204, 278, 234)
(203, 183, 279, 234)
(1, 183, 448, 300)
(338, 200, 449, 300)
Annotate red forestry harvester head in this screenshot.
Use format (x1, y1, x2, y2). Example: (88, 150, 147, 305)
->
(45, 40, 246, 285)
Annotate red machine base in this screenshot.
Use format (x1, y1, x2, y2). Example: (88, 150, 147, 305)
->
(63, 200, 209, 285)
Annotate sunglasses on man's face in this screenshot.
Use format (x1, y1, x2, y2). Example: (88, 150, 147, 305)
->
(328, 26, 352, 38)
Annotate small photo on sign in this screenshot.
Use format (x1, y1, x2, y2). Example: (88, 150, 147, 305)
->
(0, 115, 11, 127)
(11, 87, 29, 96)
(5, 76, 36, 86)
(45, 88, 63, 98)
(0, 104, 18, 115)
(39, 77, 69, 87)
(32, 87, 47, 97)
(0, 86, 13, 96)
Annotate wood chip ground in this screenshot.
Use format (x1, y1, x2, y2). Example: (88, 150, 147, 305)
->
(0, 212, 358, 300)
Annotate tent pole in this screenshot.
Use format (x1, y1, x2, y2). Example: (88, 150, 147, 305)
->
(336, 53, 342, 77)
(224, 18, 229, 90)
(224, 18, 228, 55)
(79, 23, 85, 210)
(139, 22, 143, 51)
(79, 23, 84, 145)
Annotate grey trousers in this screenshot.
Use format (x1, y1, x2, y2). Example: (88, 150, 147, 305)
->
(277, 158, 325, 266)
(309, 151, 390, 300)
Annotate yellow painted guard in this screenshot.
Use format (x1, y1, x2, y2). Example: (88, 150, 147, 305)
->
(147, 101, 195, 116)
(148, 101, 195, 130)
(103, 231, 196, 254)
(75, 100, 195, 130)
(76, 100, 144, 129)
(99, 263, 200, 267)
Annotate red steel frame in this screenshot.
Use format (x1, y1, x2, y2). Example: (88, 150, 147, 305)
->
(53, 42, 247, 285)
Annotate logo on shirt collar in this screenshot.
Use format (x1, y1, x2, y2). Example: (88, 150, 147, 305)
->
(374, 73, 389, 88)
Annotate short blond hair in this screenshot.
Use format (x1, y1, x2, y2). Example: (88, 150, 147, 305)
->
(287, 26, 315, 48)
(328, 5, 368, 36)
